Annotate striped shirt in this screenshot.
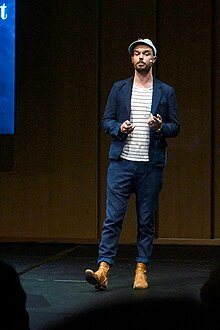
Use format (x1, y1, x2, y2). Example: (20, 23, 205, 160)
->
(120, 85, 153, 161)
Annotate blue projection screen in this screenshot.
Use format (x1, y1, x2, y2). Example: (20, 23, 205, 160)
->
(0, 1, 15, 134)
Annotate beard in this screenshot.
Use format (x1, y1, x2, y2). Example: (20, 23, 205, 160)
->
(136, 65, 151, 74)
(134, 62, 151, 74)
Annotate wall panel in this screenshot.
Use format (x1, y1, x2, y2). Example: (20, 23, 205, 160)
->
(213, 0, 220, 238)
(0, 1, 99, 241)
(156, 0, 212, 238)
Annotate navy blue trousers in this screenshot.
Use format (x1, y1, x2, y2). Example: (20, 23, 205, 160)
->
(98, 158, 164, 266)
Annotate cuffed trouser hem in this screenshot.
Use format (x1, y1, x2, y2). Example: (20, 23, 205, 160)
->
(97, 257, 113, 267)
(136, 257, 150, 265)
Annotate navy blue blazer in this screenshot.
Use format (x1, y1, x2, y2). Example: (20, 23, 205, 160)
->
(102, 76, 180, 167)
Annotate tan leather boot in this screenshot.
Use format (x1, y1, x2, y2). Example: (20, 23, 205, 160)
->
(85, 262, 110, 290)
(133, 262, 148, 289)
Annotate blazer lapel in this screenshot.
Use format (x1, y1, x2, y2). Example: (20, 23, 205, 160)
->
(152, 79, 162, 115)
(123, 76, 134, 117)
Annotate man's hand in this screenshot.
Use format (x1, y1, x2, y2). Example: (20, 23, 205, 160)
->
(120, 120, 135, 134)
(147, 114, 162, 131)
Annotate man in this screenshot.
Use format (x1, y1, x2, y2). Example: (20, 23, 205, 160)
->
(85, 38, 180, 290)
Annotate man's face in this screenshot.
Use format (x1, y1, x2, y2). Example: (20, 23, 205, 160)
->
(131, 44, 156, 73)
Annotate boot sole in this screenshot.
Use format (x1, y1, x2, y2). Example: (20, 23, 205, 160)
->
(85, 269, 107, 290)
(133, 285, 148, 289)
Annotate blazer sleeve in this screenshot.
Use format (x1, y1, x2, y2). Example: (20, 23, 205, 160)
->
(153, 85, 180, 139)
(102, 83, 127, 141)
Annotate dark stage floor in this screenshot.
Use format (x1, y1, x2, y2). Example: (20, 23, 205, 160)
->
(0, 242, 220, 329)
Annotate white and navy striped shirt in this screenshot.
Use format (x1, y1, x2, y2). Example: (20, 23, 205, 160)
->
(120, 85, 153, 161)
